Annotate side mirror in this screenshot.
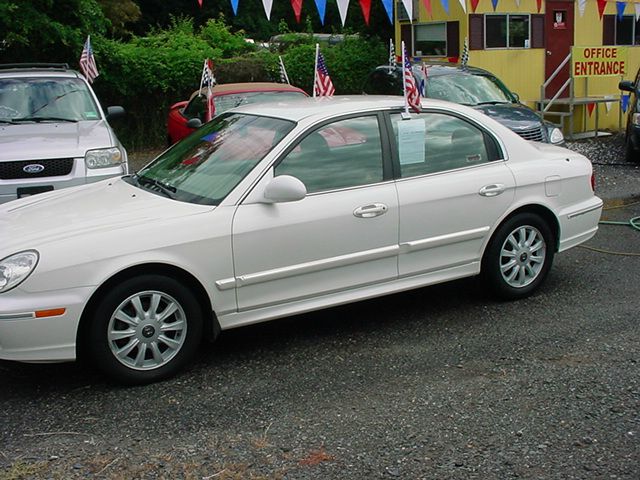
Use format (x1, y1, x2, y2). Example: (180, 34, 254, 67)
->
(263, 175, 307, 203)
(106, 106, 125, 121)
(619, 80, 634, 92)
(187, 118, 203, 129)
(512, 92, 520, 102)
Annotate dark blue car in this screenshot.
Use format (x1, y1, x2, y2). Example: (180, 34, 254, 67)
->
(363, 62, 564, 145)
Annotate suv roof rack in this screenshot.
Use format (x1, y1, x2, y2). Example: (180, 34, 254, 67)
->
(0, 63, 70, 71)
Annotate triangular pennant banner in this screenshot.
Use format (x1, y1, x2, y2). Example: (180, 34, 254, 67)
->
(440, 0, 449, 15)
(422, 0, 433, 18)
(597, 0, 607, 19)
(197, 0, 203, 7)
(401, 0, 413, 20)
(261, 0, 273, 19)
(636, 4, 640, 21)
(536, 0, 542, 13)
(230, 0, 239, 15)
(604, 95, 614, 114)
(381, 0, 393, 23)
(621, 94, 630, 113)
(314, 0, 327, 25)
(587, 103, 595, 117)
(457, 0, 466, 13)
(470, 0, 479, 12)
(359, 0, 371, 25)
(616, 2, 626, 20)
(491, 0, 498, 11)
(337, 0, 350, 26)
(515, 0, 520, 8)
(578, 0, 586, 17)
(291, 0, 303, 23)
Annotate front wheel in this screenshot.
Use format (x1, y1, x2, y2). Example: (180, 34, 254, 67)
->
(87, 274, 203, 385)
(482, 213, 555, 300)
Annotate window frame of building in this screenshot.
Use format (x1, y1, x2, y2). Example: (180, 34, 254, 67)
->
(413, 22, 448, 57)
(484, 13, 532, 50)
(615, 15, 640, 46)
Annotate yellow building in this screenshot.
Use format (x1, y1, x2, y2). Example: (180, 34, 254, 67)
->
(395, 0, 640, 136)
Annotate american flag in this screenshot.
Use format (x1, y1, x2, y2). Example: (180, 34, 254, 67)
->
(314, 48, 335, 97)
(79, 35, 99, 83)
(278, 55, 290, 84)
(402, 42, 421, 114)
(200, 59, 216, 122)
(389, 38, 396, 67)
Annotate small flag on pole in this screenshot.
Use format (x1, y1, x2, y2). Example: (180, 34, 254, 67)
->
(79, 35, 99, 83)
(419, 63, 428, 97)
(200, 59, 216, 122)
(402, 41, 421, 114)
(278, 56, 290, 84)
(389, 38, 396, 66)
(460, 37, 469, 68)
(313, 44, 335, 97)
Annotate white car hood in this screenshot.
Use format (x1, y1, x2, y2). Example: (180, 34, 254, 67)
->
(0, 120, 114, 161)
(0, 178, 212, 254)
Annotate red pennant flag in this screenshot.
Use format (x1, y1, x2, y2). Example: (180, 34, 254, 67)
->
(422, 0, 433, 18)
(597, 0, 607, 19)
(359, 0, 372, 25)
(197, 0, 203, 7)
(448, 56, 459, 63)
(291, 0, 303, 23)
(587, 103, 595, 117)
(536, 0, 542, 12)
(470, 0, 480, 12)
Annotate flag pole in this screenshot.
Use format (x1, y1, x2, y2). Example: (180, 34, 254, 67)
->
(313, 43, 319, 98)
(401, 41, 409, 116)
(199, 59, 206, 93)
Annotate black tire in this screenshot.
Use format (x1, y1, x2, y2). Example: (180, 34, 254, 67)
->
(624, 135, 638, 163)
(482, 213, 555, 300)
(87, 274, 203, 385)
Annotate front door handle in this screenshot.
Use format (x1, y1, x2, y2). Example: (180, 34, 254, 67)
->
(479, 184, 506, 197)
(354, 203, 388, 218)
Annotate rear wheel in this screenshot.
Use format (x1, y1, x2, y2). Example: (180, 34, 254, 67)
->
(482, 213, 554, 300)
(87, 274, 203, 384)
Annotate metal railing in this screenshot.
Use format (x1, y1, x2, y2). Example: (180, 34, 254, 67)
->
(540, 52, 572, 113)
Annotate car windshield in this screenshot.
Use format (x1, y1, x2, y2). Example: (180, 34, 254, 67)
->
(425, 73, 514, 106)
(0, 77, 100, 122)
(132, 112, 295, 205)
(214, 90, 307, 115)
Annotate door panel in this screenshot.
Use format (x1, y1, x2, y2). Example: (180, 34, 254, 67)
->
(545, 0, 575, 98)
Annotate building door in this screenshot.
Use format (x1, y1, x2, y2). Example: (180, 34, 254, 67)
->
(544, 0, 575, 98)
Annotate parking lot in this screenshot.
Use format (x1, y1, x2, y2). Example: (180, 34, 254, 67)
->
(1, 137, 639, 480)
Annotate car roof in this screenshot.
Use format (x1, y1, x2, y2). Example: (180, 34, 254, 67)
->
(190, 82, 307, 100)
(229, 95, 471, 122)
(379, 62, 496, 78)
(0, 63, 82, 79)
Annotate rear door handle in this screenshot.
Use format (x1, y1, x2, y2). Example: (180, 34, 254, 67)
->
(479, 184, 506, 197)
(354, 203, 388, 218)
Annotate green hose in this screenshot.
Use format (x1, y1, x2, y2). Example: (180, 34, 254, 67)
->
(578, 201, 640, 256)
(598, 217, 640, 232)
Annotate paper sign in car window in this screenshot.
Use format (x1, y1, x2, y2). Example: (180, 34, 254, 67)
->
(397, 119, 425, 165)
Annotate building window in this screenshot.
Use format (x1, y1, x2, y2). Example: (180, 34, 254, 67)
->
(616, 16, 640, 45)
(414, 23, 447, 56)
(485, 14, 530, 49)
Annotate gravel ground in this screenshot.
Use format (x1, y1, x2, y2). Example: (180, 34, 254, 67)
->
(1, 135, 638, 480)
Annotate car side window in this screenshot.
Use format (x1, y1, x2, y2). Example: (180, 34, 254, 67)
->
(183, 95, 207, 121)
(276, 115, 384, 193)
(390, 112, 500, 178)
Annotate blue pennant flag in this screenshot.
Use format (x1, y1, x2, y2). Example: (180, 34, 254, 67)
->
(616, 1, 626, 20)
(314, 0, 327, 25)
(491, 0, 499, 11)
(621, 94, 630, 113)
(382, 0, 393, 24)
(230, 0, 239, 15)
(441, 0, 450, 15)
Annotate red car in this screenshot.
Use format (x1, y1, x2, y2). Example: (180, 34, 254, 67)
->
(167, 82, 308, 145)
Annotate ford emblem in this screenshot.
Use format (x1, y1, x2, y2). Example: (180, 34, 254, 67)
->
(23, 164, 45, 174)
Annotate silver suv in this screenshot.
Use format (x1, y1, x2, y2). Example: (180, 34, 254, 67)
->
(0, 63, 128, 203)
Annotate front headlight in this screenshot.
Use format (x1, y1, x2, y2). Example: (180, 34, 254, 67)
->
(632, 113, 640, 126)
(549, 127, 564, 144)
(85, 147, 123, 169)
(0, 250, 39, 293)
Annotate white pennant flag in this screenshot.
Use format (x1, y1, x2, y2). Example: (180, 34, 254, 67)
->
(604, 95, 614, 114)
(457, 0, 467, 13)
(578, 0, 586, 17)
(635, 4, 640, 21)
(261, 0, 273, 19)
(515, 0, 520, 8)
(336, 0, 349, 26)
(401, 0, 412, 21)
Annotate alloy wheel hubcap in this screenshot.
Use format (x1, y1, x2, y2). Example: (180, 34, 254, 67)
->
(499, 225, 546, 288)
(107, 290, 187, 370)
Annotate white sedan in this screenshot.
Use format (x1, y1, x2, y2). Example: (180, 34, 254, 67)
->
(0, 96, 602, 384)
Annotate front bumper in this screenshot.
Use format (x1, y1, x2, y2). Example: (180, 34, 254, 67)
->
(0, 286, 93, 362)
(0, 159, 127, 204)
